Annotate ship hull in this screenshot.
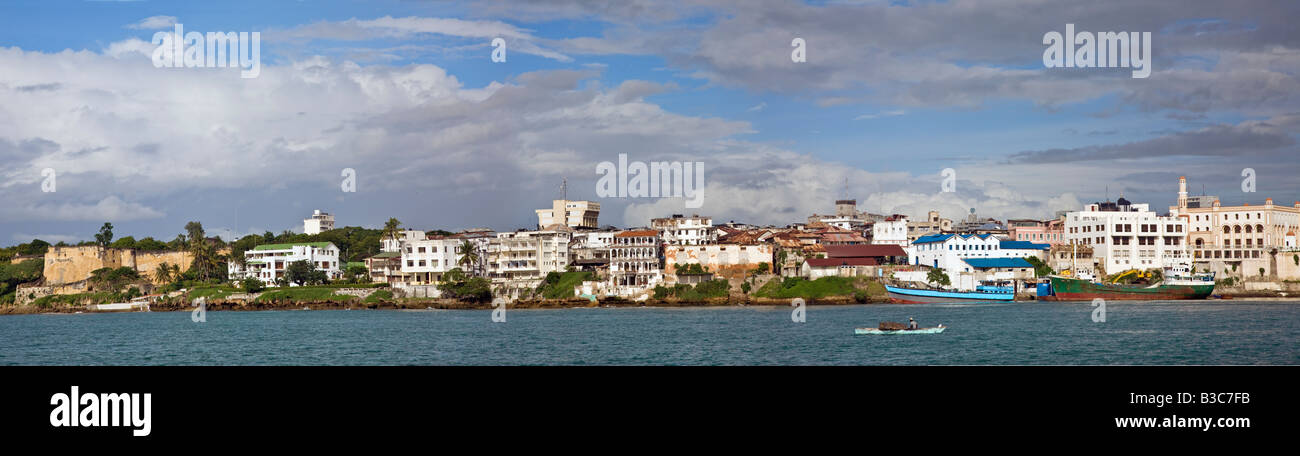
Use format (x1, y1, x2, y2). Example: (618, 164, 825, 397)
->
(1040, 276, 1214, 301)
(885, 286, 1014, 304)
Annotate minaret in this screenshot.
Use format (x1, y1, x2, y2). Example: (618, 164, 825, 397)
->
(1177, 176, 1188, 209)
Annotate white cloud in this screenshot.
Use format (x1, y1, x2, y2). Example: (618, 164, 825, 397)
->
(853, 110, 905, 120)
(0, 196, 164, 222)
(125, 16, 178, 30)
(11, 233, 84, 244)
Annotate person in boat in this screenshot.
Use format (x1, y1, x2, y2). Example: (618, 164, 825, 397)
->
(908, 317, 918, 330)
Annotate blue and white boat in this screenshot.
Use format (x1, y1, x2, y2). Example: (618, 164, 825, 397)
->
(884, 285, 1014, 303)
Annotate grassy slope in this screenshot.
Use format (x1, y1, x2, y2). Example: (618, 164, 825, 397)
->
(753, 276, 885, 300)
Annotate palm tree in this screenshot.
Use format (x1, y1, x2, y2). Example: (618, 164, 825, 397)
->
(154, 262, 173, 284)
(382, 218, 402, 246)
(457, 240, 480, 275)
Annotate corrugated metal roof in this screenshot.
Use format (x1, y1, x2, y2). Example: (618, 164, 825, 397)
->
(252, 242, 334, 251)
(962, 258, 1032, 268)
(825, 244, 906, 258)
(998, 240, 1050, 250)
(806, 257, 878, 267)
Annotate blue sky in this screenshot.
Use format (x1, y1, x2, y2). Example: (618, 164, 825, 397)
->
(0, 0, 1296, 244)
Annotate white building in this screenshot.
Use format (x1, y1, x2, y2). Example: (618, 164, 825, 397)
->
(651, 214, 717, 246)
(1063, 199, 1189, 276)
(610, 230, 662, 294)
(229, 242, 342, 286)
(487, 228, 573, 298)
(536, 199, 600, 229)
(381, 229, 427, 253)
(871, 215, 910, 246)
(906, 234, 1046, 290)
(303, 210, 335, 235)
(400, 238, 469, 284)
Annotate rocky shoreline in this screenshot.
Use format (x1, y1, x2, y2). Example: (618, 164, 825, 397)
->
(5, 291, 1297, 315)
(0, 294, 890, 314)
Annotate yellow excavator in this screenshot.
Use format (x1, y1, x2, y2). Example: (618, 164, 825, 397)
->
(1108, 269, 1157, 284)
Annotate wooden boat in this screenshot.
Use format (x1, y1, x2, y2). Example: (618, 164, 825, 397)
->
(855, 325, 946, 335)
(885, 285, 1014, 303)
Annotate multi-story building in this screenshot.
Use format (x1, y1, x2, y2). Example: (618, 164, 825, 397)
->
(400, 238, 468, 284)
(303, 210, 335, 235)
(908, 234, 1047, 271)
(381, 229, 428, 253)
(806, 199, 884, 231)
(651, 214, 717, 246)
(536, 199, 600, 229)
(1008, 218, 1066, 245)
(905, 234, 1046, 290)
(870, 215, 909, 246)
(1169, 176, 1300, 261)
(1063, 198, 1189, 276)
(610, 230, 661, 292)
(906, 210, 953, 242)
(487, 228, 572, 298)
(230, 242, 342, 286)
(364, 251, 404, 285)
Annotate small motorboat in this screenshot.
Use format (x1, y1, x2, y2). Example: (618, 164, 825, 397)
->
(855, 324, 946, 335)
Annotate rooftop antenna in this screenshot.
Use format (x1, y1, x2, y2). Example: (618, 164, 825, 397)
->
(560, 177, 567, 201)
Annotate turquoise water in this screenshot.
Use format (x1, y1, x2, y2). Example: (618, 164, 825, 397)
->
(0, 301, 1296, 365)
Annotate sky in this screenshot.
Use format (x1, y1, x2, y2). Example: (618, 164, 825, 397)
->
(0, 0, 1297, 245)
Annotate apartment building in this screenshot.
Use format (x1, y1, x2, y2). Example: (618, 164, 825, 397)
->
(303, 210, 335, 235)
(1063, 198, 1189, 276)
(651, 214, 717, 246)
(229, 242, 342, 286)
(487, 229, 572, 298)
(610, 230, 661, 292)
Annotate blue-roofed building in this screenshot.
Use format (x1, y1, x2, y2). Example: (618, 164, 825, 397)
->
(904, 234, 1045, 291)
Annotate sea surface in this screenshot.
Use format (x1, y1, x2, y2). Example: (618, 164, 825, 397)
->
(1, 301, 1296, 365)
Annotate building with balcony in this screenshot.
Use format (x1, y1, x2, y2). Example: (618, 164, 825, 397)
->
(610, 230, 661, 292)
(487, 228, 572, 298)
(651, 214, 717, 246)
(1169, 176, 1300, 261)
(1063, 198, 1189, 277)
(229, 242, 342, 286)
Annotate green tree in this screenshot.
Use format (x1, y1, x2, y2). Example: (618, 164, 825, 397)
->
(284, 260, 315, 286)
(344, 264, 368, 283)
(457, 240, 480, 274)
(135, 237, 168, 251)
(926, 268, 951, 287)
(108, 236, 136, 249)
(241, 277, 266, 293)
(382, 218, 402, 245)
(153, 262, 174, 284)
(95, 222, 114, 247)
(1024, 256, 1055, 277)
